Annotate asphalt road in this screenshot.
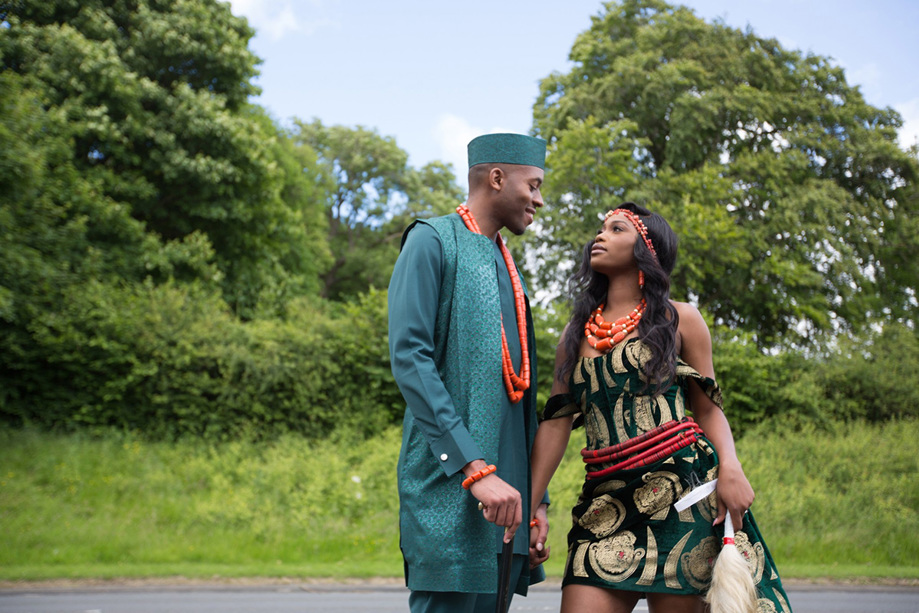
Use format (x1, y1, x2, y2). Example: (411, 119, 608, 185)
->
(1, 583, 918, 613)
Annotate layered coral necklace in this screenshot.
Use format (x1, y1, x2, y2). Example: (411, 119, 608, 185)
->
(457, 205, 530, 403)
(584, 299, 646, 353)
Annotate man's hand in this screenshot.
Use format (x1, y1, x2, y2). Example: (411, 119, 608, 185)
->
(466, 460, 522, 542)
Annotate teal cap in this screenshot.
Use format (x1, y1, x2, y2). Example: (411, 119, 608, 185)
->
(467, 133, 547, 169)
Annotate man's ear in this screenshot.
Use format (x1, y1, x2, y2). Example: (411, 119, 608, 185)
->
(489, 166, 505, 191)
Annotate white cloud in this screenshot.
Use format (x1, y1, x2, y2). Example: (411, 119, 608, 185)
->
(895, 98, 919, 150)
(229, 0, 333, 41)
(433, 114, 513, 189)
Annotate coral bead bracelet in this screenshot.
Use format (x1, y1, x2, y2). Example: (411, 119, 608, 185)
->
(462, 464, 497, 489)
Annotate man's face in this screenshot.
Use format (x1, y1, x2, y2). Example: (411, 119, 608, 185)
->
(497, 165, 545, 236)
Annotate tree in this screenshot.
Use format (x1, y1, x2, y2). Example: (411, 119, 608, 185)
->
(291, 119, 463, 300)
(529, 0, 919, 348)
(1, 0, 326, 316)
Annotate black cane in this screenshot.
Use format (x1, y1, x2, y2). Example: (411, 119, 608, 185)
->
(496, 530, 513, 613)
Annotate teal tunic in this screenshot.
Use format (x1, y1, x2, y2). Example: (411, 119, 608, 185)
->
(388, 213, 545, 594)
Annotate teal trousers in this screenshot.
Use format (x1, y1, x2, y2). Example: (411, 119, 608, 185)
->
(408, 554, 526, 613)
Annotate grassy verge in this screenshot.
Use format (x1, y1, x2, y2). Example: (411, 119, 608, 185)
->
(1, 419, 917, 583)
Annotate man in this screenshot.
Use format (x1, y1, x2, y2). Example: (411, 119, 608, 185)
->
(388, 133, 550, 613)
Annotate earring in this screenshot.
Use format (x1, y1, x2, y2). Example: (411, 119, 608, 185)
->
(639, 270, 645, 290)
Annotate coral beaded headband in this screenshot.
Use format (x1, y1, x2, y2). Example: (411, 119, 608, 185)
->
(606, 209, 657, 260)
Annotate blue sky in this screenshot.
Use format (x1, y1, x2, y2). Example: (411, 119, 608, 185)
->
(228, 0, 919, 186)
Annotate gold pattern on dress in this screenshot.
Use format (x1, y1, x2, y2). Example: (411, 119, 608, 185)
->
(696, 437, 716, 457)
(602, 358, 617, 389)
(775, 590, 791, 613)
(612, 344, 628, 373)
(735, 531, 766, 583)
(594, 480, 627, 496)
(664, 531, 693, 589)
(636, 526, 658, 586)
(584, 358, 600, 394)
(573, 361, 586, 386)
(674, 389, 686, 419)
(626, 341, 652, 372)
(675, 362, 695, 377)
(633, 395, 657, 434)
(680, 536, 718, 590)
(585, 402, 611, 450)
(756, 598, 778, 613)
(577, 494, 627, 538)
(656, 394, 674, 423)
(634, 471, 683, 519)
(588, 531, 645, 583)
(613, 395, 629, 444)
(571, 540, 590, 578)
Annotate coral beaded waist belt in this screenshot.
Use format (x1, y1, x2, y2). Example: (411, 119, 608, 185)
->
(581, 417, 703, 480)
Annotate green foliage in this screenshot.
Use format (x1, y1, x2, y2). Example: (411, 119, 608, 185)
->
(529, 0, 919, 349)
(291, 119, 463, 300)
(1, 278, 402, 440)
(818, 323, 919, 422)
(711, 327, 828, 436)
(1, 0, 327, 317)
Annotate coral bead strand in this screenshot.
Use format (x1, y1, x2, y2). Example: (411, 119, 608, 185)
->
(457, 205, 530, 403)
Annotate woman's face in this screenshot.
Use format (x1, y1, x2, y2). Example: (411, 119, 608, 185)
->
(589, 213, 639, 274)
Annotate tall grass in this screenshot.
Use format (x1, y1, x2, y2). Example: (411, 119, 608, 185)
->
(0, 428, 403, 579)
(0, 418, 916, 581)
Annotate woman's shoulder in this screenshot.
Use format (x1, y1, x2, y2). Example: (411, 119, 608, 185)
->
(669, 300, 707, 327)
(670, 299, 698, 316)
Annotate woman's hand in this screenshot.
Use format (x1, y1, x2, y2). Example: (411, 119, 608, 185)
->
(714, 459, 755, 530)
(529, 503, 550, 569)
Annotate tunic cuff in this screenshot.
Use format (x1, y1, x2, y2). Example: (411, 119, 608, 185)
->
(429, 424, 484, 476)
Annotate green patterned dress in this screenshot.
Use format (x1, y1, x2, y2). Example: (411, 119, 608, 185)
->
(544, 339, 792, 611)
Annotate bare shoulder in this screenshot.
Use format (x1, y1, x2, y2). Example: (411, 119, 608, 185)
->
(551, 323, 575, 395)
(670, 300, 715, 376)
(671, 300, 703, 323)
(671, 300, 710, 334)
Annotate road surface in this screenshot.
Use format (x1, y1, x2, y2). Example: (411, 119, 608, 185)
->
(1, 580, 918, 613)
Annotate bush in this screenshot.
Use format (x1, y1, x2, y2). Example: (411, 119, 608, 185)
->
(0, 281, 401, 441)
(818, 323, 919, 422)
(712, 329, 830, 436)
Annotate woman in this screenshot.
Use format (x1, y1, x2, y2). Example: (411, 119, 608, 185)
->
(529, 203, 791, 612)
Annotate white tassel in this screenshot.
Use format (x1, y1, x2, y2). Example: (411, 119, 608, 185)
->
(706, 513, 758, 613)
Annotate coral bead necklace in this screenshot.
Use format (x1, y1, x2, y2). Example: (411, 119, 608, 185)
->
(584, 299, 646, 353)
(457, 205, 530, 403)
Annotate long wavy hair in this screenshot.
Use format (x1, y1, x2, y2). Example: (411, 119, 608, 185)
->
(558, 202, 680, 395)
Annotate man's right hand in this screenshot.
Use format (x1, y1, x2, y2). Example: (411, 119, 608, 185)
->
(464, 460, 522, 542)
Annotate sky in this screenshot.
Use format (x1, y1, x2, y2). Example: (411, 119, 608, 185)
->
(228, 0, 919, 187)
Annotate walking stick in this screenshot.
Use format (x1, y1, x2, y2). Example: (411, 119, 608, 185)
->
(496, 532, 513, 613)
(674, 479, 758, 613)
(478, 502, 515, 613)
